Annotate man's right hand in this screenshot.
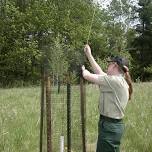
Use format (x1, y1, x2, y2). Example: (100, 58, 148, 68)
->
(84, 44, 92, 57)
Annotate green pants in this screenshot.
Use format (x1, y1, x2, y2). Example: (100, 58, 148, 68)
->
(96, 115, 124, 152)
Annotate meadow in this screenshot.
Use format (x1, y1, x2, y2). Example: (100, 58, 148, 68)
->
(0, 82, 152, 152)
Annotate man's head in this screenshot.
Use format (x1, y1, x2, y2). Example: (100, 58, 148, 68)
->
(107, 56, 129, 75)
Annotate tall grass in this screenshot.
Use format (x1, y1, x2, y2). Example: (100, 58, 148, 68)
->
(0, 87, 40, 152)
(0, 83, 152, 152)
(122, 83, 152, 152)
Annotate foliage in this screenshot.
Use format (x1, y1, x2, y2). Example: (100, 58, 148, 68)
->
(0, 0, 151, 86)
(129, 0, 152, 81)
(48, 35, 68, 76)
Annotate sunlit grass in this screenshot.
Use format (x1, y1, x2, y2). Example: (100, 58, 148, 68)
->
(0, 83, 152, 152)
(0, 87, 40, 152)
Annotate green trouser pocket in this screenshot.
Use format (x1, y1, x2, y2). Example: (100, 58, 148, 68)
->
(96, 119, 124, 152)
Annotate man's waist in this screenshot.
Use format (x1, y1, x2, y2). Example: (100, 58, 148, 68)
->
(100, 115, 122, 123)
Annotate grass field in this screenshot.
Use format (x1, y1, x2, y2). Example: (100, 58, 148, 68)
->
(0, 82, 152, 152)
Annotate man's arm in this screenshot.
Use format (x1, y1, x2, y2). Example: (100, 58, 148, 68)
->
(82, 66, 106, 84)
(84, 44, 106, 75)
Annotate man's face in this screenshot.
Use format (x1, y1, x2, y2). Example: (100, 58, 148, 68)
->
(107, 62, 116, 75)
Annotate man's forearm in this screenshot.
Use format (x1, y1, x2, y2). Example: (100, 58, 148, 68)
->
(87, 54, 104, 75)
(82, 68, 101, 84)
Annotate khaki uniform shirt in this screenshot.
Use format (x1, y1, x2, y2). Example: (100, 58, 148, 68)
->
(98, 74, 129, 119)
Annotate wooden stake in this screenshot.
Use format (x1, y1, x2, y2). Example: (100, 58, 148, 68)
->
(80, 74, 86, 152)
(45, 70, 52, 152)
(40, 66, 45, 152)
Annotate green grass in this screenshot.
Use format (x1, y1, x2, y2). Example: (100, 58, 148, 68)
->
(0, 83, 152, 152)
(0, 87, 40, 152)
(121, 83, 152, 152)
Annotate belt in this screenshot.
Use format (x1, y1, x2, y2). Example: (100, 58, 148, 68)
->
(100, 115, 122, 123)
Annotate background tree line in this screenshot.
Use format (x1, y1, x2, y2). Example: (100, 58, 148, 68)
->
(0, 0, 152, 87)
